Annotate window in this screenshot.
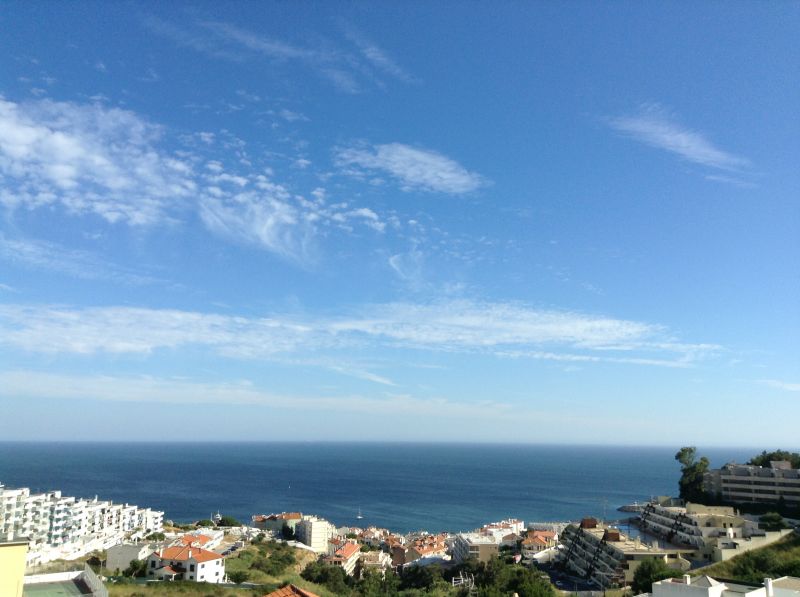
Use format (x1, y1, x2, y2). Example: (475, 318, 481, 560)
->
(150, 560, 156, 568)
(190, 564, 195, 572)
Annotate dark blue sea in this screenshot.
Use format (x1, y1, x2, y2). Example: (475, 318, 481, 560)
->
(0, 443, 754, 534)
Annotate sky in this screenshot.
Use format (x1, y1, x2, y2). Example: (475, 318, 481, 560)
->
(0, 2, 798, 445)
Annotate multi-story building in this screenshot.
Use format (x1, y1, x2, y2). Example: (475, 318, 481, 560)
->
(704, 462, 800, 507)
(452, 533, 500, 564)
(558, 518, 689, 589)
(0, 483, 163, 565)
(146, 545, 225, 583)
(296, 516, 335, 553)
(638, 502, 792, 563)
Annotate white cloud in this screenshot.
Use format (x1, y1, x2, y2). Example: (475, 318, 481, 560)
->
(0, 97, 196, 225)
(0, 300, 717, 366)
(0, 97, 387, 262)
(609, 104, 750, 171)
(336, 143, 486, 194)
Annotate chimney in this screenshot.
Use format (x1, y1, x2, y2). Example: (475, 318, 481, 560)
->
(765, 578, 774, 597)
(188, 550, 192, 559)
(684, 575, 691, 585)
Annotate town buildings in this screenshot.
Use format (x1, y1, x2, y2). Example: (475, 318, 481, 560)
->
(0, 483, 163, 565)
(146, 544, 225, 583)
(704, 462, 800, 507)
(558, 518, 690, 588)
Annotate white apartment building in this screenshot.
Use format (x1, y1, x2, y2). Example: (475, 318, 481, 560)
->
(704, 462, 800, 507)
(296, 516, 335, 553)
(0, 483, 163, 565)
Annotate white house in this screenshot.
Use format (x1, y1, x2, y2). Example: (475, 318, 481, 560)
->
(146, 545, 225, 583)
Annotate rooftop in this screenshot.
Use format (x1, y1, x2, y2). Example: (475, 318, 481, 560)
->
(23, 579, 94, 597)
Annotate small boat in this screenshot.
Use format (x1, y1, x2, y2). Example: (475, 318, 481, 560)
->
(618, 501, 644, 513)
(356, 507, 364, 520)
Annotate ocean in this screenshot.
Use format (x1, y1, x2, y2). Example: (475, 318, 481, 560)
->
(0, 443, 754, 534)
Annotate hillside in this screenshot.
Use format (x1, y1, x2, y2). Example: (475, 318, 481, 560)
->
(694, 532, 800, 583)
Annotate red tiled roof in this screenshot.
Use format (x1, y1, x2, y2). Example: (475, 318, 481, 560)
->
(180, 533, 211, 546)
(263, 585, 321, 597)
(337, 543, 361, 560)
(153, 545, 222, 563)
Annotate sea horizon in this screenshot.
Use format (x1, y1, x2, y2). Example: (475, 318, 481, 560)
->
(0, 443, 767, 534)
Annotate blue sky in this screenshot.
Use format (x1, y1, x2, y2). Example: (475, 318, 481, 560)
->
(0, 3, 798, 444)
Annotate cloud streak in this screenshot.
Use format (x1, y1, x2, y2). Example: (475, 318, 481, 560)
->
(336, 143, 486, 194)
(0, 235, 162, 285)
(609, 104, 750, 172)
(0, 300, 718, 367)
(0, 370, 514, 420)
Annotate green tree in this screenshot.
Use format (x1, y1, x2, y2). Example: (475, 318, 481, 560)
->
(122, 558, 148, 578)
(675, 446, 710, 502)
(749, 451, 800, 469)
(146, 532, 166, 541)
(282, 523, 296, 540)
(217, 515, 242, 527)
(196, 519, 215, 527)
(302, 560, 352, 595)
(759, 512, 790, 532)
(228, 570, 250, 584)
(632, 559, 682, 593)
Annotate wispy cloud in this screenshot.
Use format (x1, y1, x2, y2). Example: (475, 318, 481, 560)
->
(0, 300, 718, 367)
(336, 143, 487, 194)
(0, 235, 162, 285)
(759, 379, 800, 392)
(200, 21, 318, 61)
(342, 25, 415, 83)
(146, 17, 414, 93)
(609, 104, 750, 172)
(0, 97, 386, 262)
(0, 370, 513, 420)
